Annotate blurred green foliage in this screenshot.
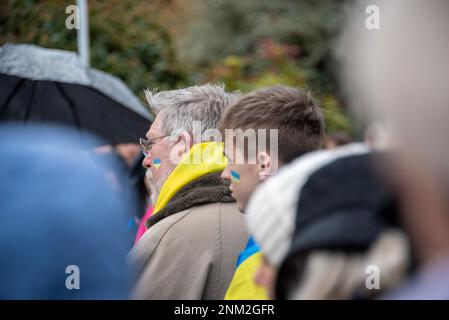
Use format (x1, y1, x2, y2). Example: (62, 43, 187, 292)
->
(0, 0, 354, 134)
(204, 39, 352, 134)
(182, 0, 352, 92)
(182, 0, 354, 134)
(0, 0, 187, 95)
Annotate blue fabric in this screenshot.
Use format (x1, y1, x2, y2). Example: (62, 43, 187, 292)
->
(236, 236, 261, 268)
(0, 125, 134, 299)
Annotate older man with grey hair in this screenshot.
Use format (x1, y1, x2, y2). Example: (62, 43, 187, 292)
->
(130, 84, 248, 300)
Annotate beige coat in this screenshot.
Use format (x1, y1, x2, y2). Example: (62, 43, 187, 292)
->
(130, 172, 248, 300)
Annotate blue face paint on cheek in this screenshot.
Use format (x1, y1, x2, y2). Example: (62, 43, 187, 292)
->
(152, 158, 161, 169)
(230, 170, 241, 183)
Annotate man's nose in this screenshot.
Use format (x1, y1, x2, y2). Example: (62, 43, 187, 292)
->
(142, 156, 152, 169)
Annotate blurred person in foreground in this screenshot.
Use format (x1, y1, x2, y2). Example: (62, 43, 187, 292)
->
(245, 143, 411, 299)
(219, 86, 325, 299)
(0, 125, 132, 299)
(129, 84, 248, 299)
(338, 0, 449, 298)
(94, 143, 146, 245)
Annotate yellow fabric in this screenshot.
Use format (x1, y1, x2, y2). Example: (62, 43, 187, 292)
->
(224, 252, 269, 300)
(153, 142, 227, 214)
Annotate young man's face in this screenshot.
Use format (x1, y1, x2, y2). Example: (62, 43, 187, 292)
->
(221, 143, 263, 212)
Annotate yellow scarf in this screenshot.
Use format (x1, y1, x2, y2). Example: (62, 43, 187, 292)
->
(153, 142, 227, 214)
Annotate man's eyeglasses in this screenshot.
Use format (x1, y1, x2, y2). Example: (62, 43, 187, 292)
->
(139, 135, 170, 157)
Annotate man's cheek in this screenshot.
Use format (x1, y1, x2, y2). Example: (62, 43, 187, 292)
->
(230, 169, 241, 185)
(151, 157, 163, 170)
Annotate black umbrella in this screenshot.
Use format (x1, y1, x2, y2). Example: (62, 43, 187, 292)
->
(0, 44, 152, 144)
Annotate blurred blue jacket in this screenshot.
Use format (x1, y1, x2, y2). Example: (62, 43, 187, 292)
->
(0, 125, 133, 299)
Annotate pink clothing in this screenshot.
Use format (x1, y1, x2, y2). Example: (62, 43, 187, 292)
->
(134, 206, 153, 244)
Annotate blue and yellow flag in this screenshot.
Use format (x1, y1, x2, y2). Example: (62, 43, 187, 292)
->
(225, 237, 269, 300)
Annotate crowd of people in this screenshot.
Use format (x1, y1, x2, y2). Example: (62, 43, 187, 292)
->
(1, 0, 449, 300)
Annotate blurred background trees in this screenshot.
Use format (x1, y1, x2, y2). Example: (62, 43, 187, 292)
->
(0, 0, 186, 95)
(0, 0, 354, 135)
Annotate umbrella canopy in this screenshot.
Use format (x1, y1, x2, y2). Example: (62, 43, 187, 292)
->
(0, 43, 153, 144)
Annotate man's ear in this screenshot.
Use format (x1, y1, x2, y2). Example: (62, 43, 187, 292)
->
(178, 131, 192, 156)
(169, 131, 192, 164)
(258, 152, 272, 181)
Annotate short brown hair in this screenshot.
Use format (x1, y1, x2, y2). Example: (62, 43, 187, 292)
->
(219, 85, 324, 163)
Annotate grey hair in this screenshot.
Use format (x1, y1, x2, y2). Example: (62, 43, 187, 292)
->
(144, 84, 240, 140)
